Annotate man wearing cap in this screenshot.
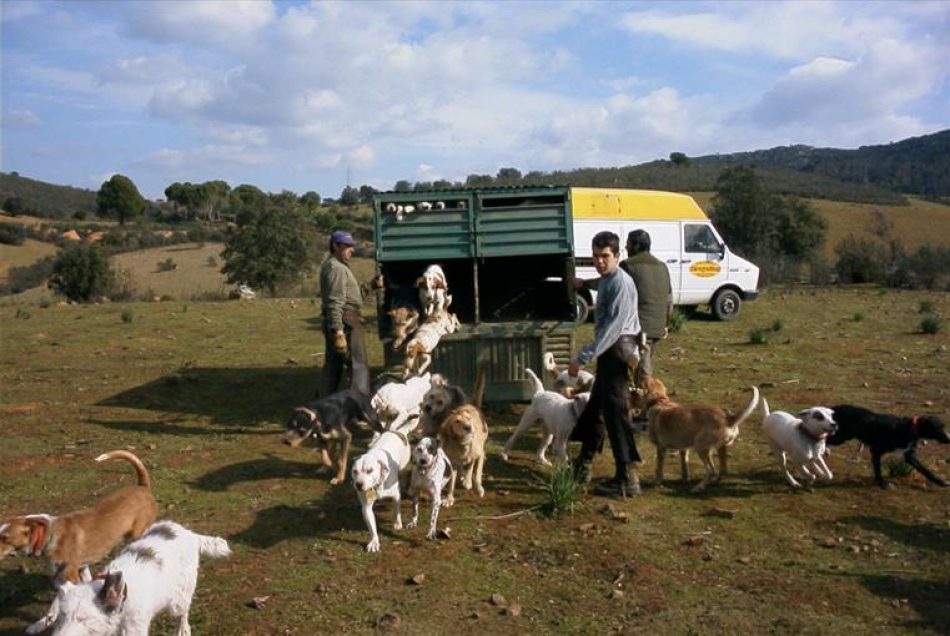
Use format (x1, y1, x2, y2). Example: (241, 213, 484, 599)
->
(320, 230, 375, 396)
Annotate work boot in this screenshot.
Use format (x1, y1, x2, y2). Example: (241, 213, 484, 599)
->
(573, 460, 593, 486)
(593, 465, 641, 498)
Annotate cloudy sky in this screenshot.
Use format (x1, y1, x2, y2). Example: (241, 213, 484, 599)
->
(2, 0, 947, 200)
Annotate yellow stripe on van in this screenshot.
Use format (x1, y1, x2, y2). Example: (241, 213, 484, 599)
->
(570, 187, 708, 221)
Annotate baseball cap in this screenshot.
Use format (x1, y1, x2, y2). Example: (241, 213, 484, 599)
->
(330, 230, 355, 246)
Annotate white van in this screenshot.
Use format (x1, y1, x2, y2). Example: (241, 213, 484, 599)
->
(571, 188, 759, 321)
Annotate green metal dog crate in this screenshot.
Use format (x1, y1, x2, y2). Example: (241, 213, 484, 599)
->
(373, 187, 579, 403)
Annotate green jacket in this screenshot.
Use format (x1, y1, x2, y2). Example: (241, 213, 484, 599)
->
(621, 251, 672, 339)
(320, 256, 363, 331)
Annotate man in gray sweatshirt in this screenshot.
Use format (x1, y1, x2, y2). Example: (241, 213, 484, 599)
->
(570, 231, 643, 497)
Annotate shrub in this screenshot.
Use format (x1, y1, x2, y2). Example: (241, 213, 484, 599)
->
(834, 236, 884, 284)
(0, 223, 26, 245)
(15, 308, 31, 320)
(540, 463, 584, 517)
(206, 255, 218, 268)
(771, 319, 784, 332)
(156, 257, 178, 272)
(918, 300, 935, 314)
(1, 255, 56, 295)
(48, 244, 117, 302)
(668, 308, 687, 333)
(852, 311, 865, 322)
(920, 315, 941, 334)
(121, 309, 134, 323)
(748, 327, 769, 345)
(883, 457, 913, 478)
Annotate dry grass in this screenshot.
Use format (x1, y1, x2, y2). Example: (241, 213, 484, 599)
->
(1, 288, 948, 634)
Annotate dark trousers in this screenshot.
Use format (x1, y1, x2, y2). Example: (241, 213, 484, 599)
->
(572, 336, 641, 474)
(321, 311, 370, 396)
(635, 338, 660, 382)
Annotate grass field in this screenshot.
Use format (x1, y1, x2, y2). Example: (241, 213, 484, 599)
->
(1, 287, 948, 635)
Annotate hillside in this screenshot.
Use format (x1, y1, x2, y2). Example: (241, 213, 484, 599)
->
(0, 172, 98, 220)
(690, 129, 950, 199)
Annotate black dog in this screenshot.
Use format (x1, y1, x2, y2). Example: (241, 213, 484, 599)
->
(828, 404, 950, 489)
(283, 389, 379, 485)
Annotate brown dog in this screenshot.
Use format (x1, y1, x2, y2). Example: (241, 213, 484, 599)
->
(0, 450, 157, 583)
(437, 365, 488, 503)
(635, 376, 760, 492)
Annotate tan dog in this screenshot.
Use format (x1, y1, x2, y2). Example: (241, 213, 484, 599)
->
(437, 366, 488, 502)
(0, 450, 157, 583)
(637, 376, 760, 492)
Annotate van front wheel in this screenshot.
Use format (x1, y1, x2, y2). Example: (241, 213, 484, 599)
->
(711, 289, 741, 321)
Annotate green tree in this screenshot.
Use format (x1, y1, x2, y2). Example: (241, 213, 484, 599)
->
(220, 203, 315, 296)
(48, 244, 117, 302)
(339, 185, 359, 206)
(711, 165, 825, 262)
(300, 191, 322, 210)
(496, 167, 522, 185)
(229, 184, 268, 225)
(3, 196, 28, 216)
(97, 174, 146, 225)
(669, 152, 690, 166)
(393, 180, 412, 193)
(358, 184, 378, 204)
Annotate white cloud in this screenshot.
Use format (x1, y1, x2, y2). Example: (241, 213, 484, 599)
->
(3, 109, 41, 128)
(120, 0, 276, 50)
(743, 38, 944, 141)
(619, 2, 905, 60)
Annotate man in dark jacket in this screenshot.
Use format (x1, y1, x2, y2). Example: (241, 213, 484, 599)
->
(621, 229, 672, 380)
(319, 230, 379, 396)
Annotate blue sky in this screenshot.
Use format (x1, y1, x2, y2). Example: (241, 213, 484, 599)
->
(2, 0, 947, 200)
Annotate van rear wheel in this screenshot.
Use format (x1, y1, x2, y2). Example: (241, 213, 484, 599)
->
(574, 295, 590, 324)
(711, 289, 741, 321)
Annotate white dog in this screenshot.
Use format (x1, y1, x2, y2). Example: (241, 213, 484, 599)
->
(36, 520, 230, 636)
(761, 398, 837, 488)
(415, 264, 449, 319)
(406, 437, 454, 540)
(351, 425, 414, 552)
(402, 311, 461, 379)
(371, 373, 432, 430)
(543, 352, 594, 398)
(502, 368, 592, 466)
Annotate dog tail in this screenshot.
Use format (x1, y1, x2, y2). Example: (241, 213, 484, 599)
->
(471, 362, 487, 410)
(761, 396, 771, 419)
(197, 534, 232, 559)
(525, 368, 545, 397)
(730, 386, 760, 428)
(95, 450, 151, 490)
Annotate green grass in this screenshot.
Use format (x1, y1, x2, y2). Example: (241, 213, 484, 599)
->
(1, 287, 949, 634)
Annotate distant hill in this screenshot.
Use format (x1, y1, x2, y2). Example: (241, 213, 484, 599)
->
(0, 172, 97, 220)
(689, 129, 950, 199)
(520, 162, 907, 205)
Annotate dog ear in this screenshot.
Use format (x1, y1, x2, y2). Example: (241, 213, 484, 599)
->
(378, 459, 389, 478)
(797, 409, 815, 420)
(414, 276, 426, 288)
(98, 572, 126, 612)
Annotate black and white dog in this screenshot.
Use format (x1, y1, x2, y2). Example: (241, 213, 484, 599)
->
(829, 404, 950, 489)
(407, 437, 454, 540)
(283, 389, 378, 485)
(33, 521, 230, 636)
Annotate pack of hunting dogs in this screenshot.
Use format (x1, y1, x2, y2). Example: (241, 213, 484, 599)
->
(2, 264, 948, 634)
